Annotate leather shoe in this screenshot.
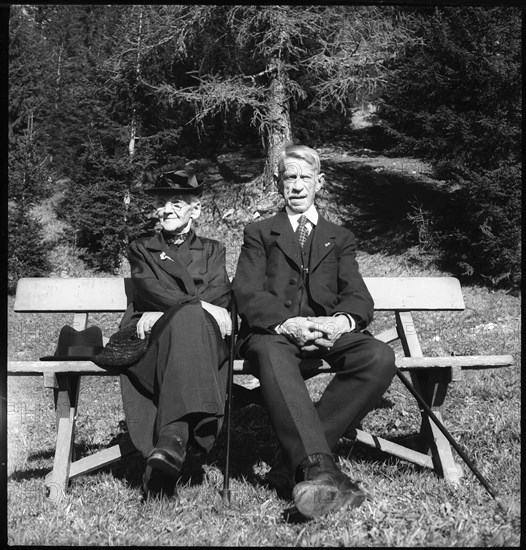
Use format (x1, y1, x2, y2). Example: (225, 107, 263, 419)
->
(292, 453, 366, 519)
(263, 447, 295, 501)
(142, 425, 187, 498)
(146, 435, 186, 478)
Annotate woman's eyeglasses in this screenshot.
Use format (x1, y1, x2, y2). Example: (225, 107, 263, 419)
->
(154, 196, 192, 211)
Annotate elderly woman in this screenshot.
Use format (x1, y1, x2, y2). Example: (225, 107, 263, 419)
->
(116, 166, 232, 499)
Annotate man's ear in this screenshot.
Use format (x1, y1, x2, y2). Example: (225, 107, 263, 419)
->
(190, 201, 202, 220)
(315, 172, 325, 193)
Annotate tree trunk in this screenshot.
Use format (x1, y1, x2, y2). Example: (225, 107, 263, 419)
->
(54, 45, 63, 111)
(128, 8, 143, 158)
(263, 57, 292, 189)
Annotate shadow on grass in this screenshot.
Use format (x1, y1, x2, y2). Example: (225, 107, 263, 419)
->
(25, 448, 55, 461)
(8, 407, 431, 511)
(320, 157, 458, 257)
(199, 394, 424, 495)
(7, 391, 424, 502)
(8, 440, 143, 486)
(9, 467, 53, 482)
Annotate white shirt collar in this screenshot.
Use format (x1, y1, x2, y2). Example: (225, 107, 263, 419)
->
(285, 204, 318, 229)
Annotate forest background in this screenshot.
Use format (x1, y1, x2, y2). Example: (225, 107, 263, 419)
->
(8, 4, 521, 290)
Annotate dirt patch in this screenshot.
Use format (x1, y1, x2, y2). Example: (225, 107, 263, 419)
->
(30, 191, 69, 243)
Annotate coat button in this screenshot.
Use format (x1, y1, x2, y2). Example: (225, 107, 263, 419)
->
(284, 300, 292, 307)
(289, 278, 297, 285)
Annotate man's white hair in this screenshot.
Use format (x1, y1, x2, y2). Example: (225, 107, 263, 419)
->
(276, 144, 321, 178)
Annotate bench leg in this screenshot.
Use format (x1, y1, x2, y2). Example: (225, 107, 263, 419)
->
(69, 435, 137, 480)
(410, 370, 463, 484)
(46, 373, 80, 502)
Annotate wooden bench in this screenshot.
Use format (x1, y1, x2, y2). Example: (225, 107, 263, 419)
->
(8, 276, 514, 501)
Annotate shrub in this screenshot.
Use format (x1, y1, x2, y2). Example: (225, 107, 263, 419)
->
(379, 6, 521, 289)
(439, 163, 521, 288)
(380, 7, 521, 172)
(56, 153, 152, 273)
(8, 202, 53, 294)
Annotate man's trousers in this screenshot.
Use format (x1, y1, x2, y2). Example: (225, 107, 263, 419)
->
(241, 331, 396, 471)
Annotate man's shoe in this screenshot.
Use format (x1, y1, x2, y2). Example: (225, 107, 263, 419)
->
(292, 453, 366, 519)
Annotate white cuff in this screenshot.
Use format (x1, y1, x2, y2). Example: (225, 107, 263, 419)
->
(333, 312, 356, 332)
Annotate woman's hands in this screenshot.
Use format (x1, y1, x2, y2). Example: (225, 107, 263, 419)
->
(200, 301, 232, 338)
(136, 312, 164, 339)
(136, 302, 232, 341)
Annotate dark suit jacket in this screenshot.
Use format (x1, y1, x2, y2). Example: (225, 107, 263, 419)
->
(233, 210, 373, 345)
(120, 230, 231, 329)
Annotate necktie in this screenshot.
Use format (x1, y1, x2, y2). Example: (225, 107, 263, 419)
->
(296, 215, 309, 249)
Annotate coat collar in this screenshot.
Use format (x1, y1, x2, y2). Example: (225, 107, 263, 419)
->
(285, 204, 319, 228)
(145, 229, 204, 252)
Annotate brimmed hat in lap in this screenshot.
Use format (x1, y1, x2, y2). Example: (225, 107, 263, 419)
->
(145, 165, 204, 197)
(40, 325, 104, 361)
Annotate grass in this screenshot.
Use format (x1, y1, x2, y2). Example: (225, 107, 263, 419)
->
(7, 149, 521, 546)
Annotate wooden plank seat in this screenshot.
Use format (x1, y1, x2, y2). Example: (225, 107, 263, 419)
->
(8, 277, 514, 501)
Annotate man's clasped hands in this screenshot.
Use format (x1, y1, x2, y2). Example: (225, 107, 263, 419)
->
(276, 315, 352, 352)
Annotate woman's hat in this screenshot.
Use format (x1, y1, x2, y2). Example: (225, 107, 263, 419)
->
(145, 166, 204, 196)
(40, 325, 104, 361)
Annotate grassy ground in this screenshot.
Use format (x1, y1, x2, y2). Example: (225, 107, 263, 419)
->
(7, 148, 521, 546)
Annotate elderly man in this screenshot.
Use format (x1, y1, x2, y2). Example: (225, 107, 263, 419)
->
(233, 144, 396, 519)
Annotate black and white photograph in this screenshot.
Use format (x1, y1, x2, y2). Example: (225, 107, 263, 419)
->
(6, 3, 521, 546)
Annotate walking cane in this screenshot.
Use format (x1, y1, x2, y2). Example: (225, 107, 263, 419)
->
(395, 368, 505, 510)
(220, 293, 237, 504)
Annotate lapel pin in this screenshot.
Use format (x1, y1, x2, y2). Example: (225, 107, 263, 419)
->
(325, 242, 331, 247)
(160, 251, 174, 262)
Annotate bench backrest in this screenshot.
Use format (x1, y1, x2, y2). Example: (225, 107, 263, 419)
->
(13, 276, 465, 313)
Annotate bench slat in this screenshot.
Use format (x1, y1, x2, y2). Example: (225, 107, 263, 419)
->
(13, 276, 464, 313)
(365, 277, 465, 310)
(13, 278, 134, 312)
(8, 355, 514, 375)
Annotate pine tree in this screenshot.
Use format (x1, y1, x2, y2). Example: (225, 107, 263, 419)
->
(141, 5, 420, 185)
(56, 151, 151, 272)
(8, 6, 54, 291)
(380, 6, 521, 173)
(8, 204, 52, 294)
(379, 6, 522, 287)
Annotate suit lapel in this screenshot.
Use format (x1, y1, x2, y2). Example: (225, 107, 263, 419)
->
(310, 215, 337, 273)
(146, 232, 196, 295)
(272, 211, 302, 270)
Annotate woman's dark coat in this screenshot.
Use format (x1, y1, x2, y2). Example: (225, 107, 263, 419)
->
(119, 230, 231, 457)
